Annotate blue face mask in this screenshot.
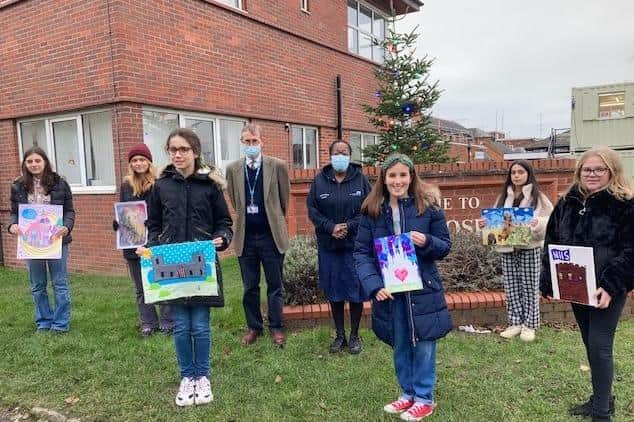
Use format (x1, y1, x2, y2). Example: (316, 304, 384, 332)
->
(331, 154, 350, 173)
(243, 144, 261, 159)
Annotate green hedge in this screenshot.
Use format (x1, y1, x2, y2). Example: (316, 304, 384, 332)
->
(283, 232, 503, 306)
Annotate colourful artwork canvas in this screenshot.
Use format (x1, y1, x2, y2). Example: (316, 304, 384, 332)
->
(114, 201, 148, 249)
(374, 232, 423, 294)
(548, 244, 598, 307)
(17, 204, 63, 260)
(481, 207, 534, 246)
(141, 241, 218, 304)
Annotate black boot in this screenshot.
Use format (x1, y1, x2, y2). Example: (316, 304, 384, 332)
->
(329, 333, 347, 353)
(348, 335, 362, 354)
(569, 395, 615, 417)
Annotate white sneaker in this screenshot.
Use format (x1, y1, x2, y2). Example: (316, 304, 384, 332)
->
(194, 376, 213, 405)
(175, 377, 195, 407)
(520, 327, 536, 342)
(499, 325, 522, 339)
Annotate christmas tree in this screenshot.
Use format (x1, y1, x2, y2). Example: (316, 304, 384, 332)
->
(363, 23, 451, 165)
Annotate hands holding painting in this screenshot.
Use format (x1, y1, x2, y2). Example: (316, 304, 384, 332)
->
(136, 237, 224, 257)
(375, 287, 394, 301)
(332, 223, 348, 239)
(593, 287, 612, 309)
(8, 224, 20, 235)
(529, 218, 538, 227)
(51, 226, 69, 240)
(410, 231, 427, 247)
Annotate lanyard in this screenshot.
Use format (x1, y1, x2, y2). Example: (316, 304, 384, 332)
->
(244, 161, 261, 205)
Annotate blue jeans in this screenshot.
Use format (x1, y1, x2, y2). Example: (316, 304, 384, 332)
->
(392, 294, 436, 404)
(172, 304, 211, 378)
(26, 243, 71, 331)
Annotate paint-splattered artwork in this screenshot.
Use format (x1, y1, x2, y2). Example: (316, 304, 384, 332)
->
(548, 244, 597, 307)
(481, 207, 534, 246)
(17, 204, 63, 259)
(141, 241, 218, 304)
(373, 232, 423, 294)
(114, 201, 148, 249)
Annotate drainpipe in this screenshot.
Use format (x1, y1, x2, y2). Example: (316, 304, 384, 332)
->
(336, 75, 343, 140)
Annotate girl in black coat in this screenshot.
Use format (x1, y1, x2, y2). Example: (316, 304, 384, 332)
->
(116, 143, 172, 337)
(8, 147, 75, 332)
(540, 146, 634, 422)
(141, 128, 232, 407)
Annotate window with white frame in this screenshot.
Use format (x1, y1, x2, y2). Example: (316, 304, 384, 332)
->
(301, 0, 309, 12)
(18, 110, 116, 191)
(347, 0, 386, 63)
(291, 126, 318, 169)
(350, 132, 379, 163)
(598, 92, 625, 119)
(142, 108, 246, 171)
(216, 0, 242, 9)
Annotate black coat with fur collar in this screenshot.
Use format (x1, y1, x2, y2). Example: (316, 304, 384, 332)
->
(146, 165, 233, 307)
(540, 186, 634, 298)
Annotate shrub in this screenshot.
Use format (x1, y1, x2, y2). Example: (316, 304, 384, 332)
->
(283, 235, 324, 306)
(283, 232, 504, 306)
(438, 232, 503, 292)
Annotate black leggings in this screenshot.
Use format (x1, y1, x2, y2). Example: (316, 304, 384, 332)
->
(571, 293, 627, 418)
(330, 301, 363, 337)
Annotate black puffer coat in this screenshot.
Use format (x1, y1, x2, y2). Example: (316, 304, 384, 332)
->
(540, 186, 634, 298)
(146, 165, 233, 307)
(9, 174, 75, 244)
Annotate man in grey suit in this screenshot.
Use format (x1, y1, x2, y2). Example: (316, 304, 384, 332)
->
(226, 123, 290, 346)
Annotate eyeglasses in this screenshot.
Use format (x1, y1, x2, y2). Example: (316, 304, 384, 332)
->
(167, 146, 193, 155)
(580, 166, 609, 176)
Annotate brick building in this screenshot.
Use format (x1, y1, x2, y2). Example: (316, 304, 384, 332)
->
(0, 0, 422, 273)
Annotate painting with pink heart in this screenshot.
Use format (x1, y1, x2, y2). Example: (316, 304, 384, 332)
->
(373, 232, 423, 293)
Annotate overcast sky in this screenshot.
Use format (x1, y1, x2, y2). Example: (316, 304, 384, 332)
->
(401, 0, 634, 138)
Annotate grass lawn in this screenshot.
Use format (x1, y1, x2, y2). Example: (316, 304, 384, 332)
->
(0, 258, 632, 421)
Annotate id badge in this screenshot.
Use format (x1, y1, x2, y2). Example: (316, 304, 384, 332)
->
(247, 204, 259, 214)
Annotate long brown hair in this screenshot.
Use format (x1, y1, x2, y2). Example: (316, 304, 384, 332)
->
(495, 160, 541, 207)
(123, 159, 157, 196)
(20, 146, 56, 194)
(361, 153, 440, 218)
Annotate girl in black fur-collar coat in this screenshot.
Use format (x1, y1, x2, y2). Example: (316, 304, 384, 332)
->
(540, 146, 634, 422)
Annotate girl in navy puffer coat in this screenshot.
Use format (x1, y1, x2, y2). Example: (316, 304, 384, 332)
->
(354, 154, 451, 422)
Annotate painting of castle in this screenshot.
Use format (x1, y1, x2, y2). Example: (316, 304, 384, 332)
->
(548, 244, 597, 307)
(374, 232, 423, 294)
(17, 204, 63, 259)
(140, 241, 217, 304)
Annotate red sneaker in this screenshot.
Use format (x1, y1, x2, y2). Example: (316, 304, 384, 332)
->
(383, 398, 414, 414)
(400, 402, 435, 421)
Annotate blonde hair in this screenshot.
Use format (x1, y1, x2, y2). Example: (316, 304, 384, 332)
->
(361, 154, 440, 218)
(124, 160, 157, 196)
(570, 145, 633, 201)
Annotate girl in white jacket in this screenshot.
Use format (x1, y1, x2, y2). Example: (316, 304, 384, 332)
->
(480, 160, 553, 341)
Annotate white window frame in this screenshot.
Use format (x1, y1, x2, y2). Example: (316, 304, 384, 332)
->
(347, 0, 386, 63)
(215, 0, 242, 10)
(292, 125, 319, 169)
(351, 131, 380, 163)
(598, 91, 625, 120)
(301, 0, 309, 12)
(142, 106, 246, 172)
(17, 109, 116, 194)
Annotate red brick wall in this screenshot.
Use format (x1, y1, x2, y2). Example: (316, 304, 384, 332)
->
(289, 159, 577, 237)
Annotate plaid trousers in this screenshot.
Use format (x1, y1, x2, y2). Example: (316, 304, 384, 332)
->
(501, 248, 541, 329)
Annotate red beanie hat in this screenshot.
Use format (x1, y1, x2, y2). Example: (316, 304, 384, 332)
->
(127, 143, 153, 162)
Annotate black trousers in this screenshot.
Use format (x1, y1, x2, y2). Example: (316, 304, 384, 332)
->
(571, 293, 627, 418)
(238, 231, 285, 331)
